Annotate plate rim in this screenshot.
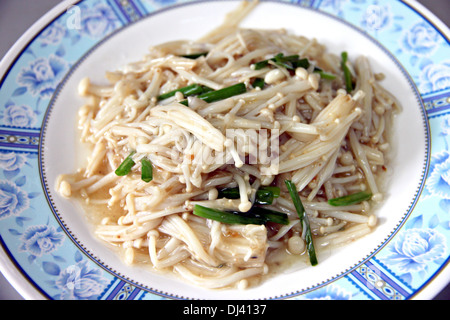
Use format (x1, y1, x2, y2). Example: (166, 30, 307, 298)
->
(0, 0, 449, 300)
(40, 0, 430, 300)
(0, 0, 82, 300)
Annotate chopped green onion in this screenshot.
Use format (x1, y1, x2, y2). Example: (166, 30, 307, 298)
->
(285, 180, 318, 266)
(292, 58, 310, 70)
(341, 52, 354, 93)
(328, 192, 372, 206)
(277, 54, 307, 70)
(254, 53, 310, 71)
(253, 59, 270, 70)
(273, 54, 299, 70)
(179, 83, 246, 106)
(252, 78, 265, 89)
(192, 205, 289, 225)
(313, 67, 337, 80)
(254, 53, 288, 70)
(254, 189, 274, 205)
(217, 186, 281, 205)
(246, 207, 289, 225)
(181, 52, 208, 59)
(115, 151, 136, 176)
(157, 84, 209, 101)
(254, 53, 336, 81)
(193, 205, 264, 225)
(196, 83, 247, 103)
(217, 187, 241, 199)
(141, 158, 153, 182)
(259, 186, 280, 198)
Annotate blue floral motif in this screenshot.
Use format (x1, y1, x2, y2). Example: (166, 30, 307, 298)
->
(55, 260, 109, 300)
(418, 60, 450, 93)
(442, 116, 450, 136)
(0, 152, 27, 172)
(422, 116, 450, 212)
(382, 228, 446, 276)
(0, 180, 29, 219)
(16, 54, 69, 99)
(426, 150, 450, 200)
(360, 3, 392, 32)
(319, 0, 348, 17)
(19, 224, 65, 257)
(79, 2, 119, 38)
(0, 152, 37, 181)
(401, 21, 442, 58)
(39, 22, 67, 46)
(2, 104, 37, 127)
(305, 284, 352, 300)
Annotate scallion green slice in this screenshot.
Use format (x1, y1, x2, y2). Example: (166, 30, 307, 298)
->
(192, 205, 289, 225)
(193, 205, 265, 225)
(285, 180, 318, 266)
(181, 52, 208, 59)
(114, 151, 136, 176)
(313, 67, 337, 80)
(157, 84, 207, 101)
(328, 192, 372, 206)
(217, 186, 281, 205)
(141, 158, 153, 183)
(254, 53, 309, 71)
(259, 186, 280, 198)
(254, 189, 274, 205)
(252, 78, 265, 89)
(246, 207, 289, 225)
(197, 83, 247, 103)
(341, 52, 354, 93)
(179, 83, 246, 106)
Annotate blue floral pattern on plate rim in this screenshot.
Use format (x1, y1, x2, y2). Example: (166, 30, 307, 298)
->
(0, 0, 449, 300)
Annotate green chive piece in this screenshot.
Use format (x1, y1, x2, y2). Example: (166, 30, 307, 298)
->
(341, 52, 354, 93)
(115, 151, 136, 176)
(313, 67, 337, 80)
(193, 205, 265, 225)
(254, 53, 311, 71)
(317, 71, 337, 80)
(192, 205, 289, 225)
(141, 158, 153, 183)
(252, 78, 265, 89)
(328, 192, 372, 206)
(217, 186, 281, 205)
(254, 53, 289, 70)
(254, 53, 335, 80)
(178, 83, 246, 106)
(246, 207, 289, 225)
(217, 187, 240, 199)
(254, 189, 274, 205)
(254, 59, 270, 70)
(285, 180, 318, 266)
(181, 52, 208, 59)
(197, 83, 247, 103)
(292, 57, 310, 70)
(157, 84, 205, 101)
(273, 53, 298, 70)
(259, 186, 280, 198)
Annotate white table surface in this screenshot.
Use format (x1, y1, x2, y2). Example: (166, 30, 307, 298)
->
(0, 0, 449, 300)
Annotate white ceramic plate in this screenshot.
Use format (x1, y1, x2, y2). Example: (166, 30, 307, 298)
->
(0, 0, 449, 300)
